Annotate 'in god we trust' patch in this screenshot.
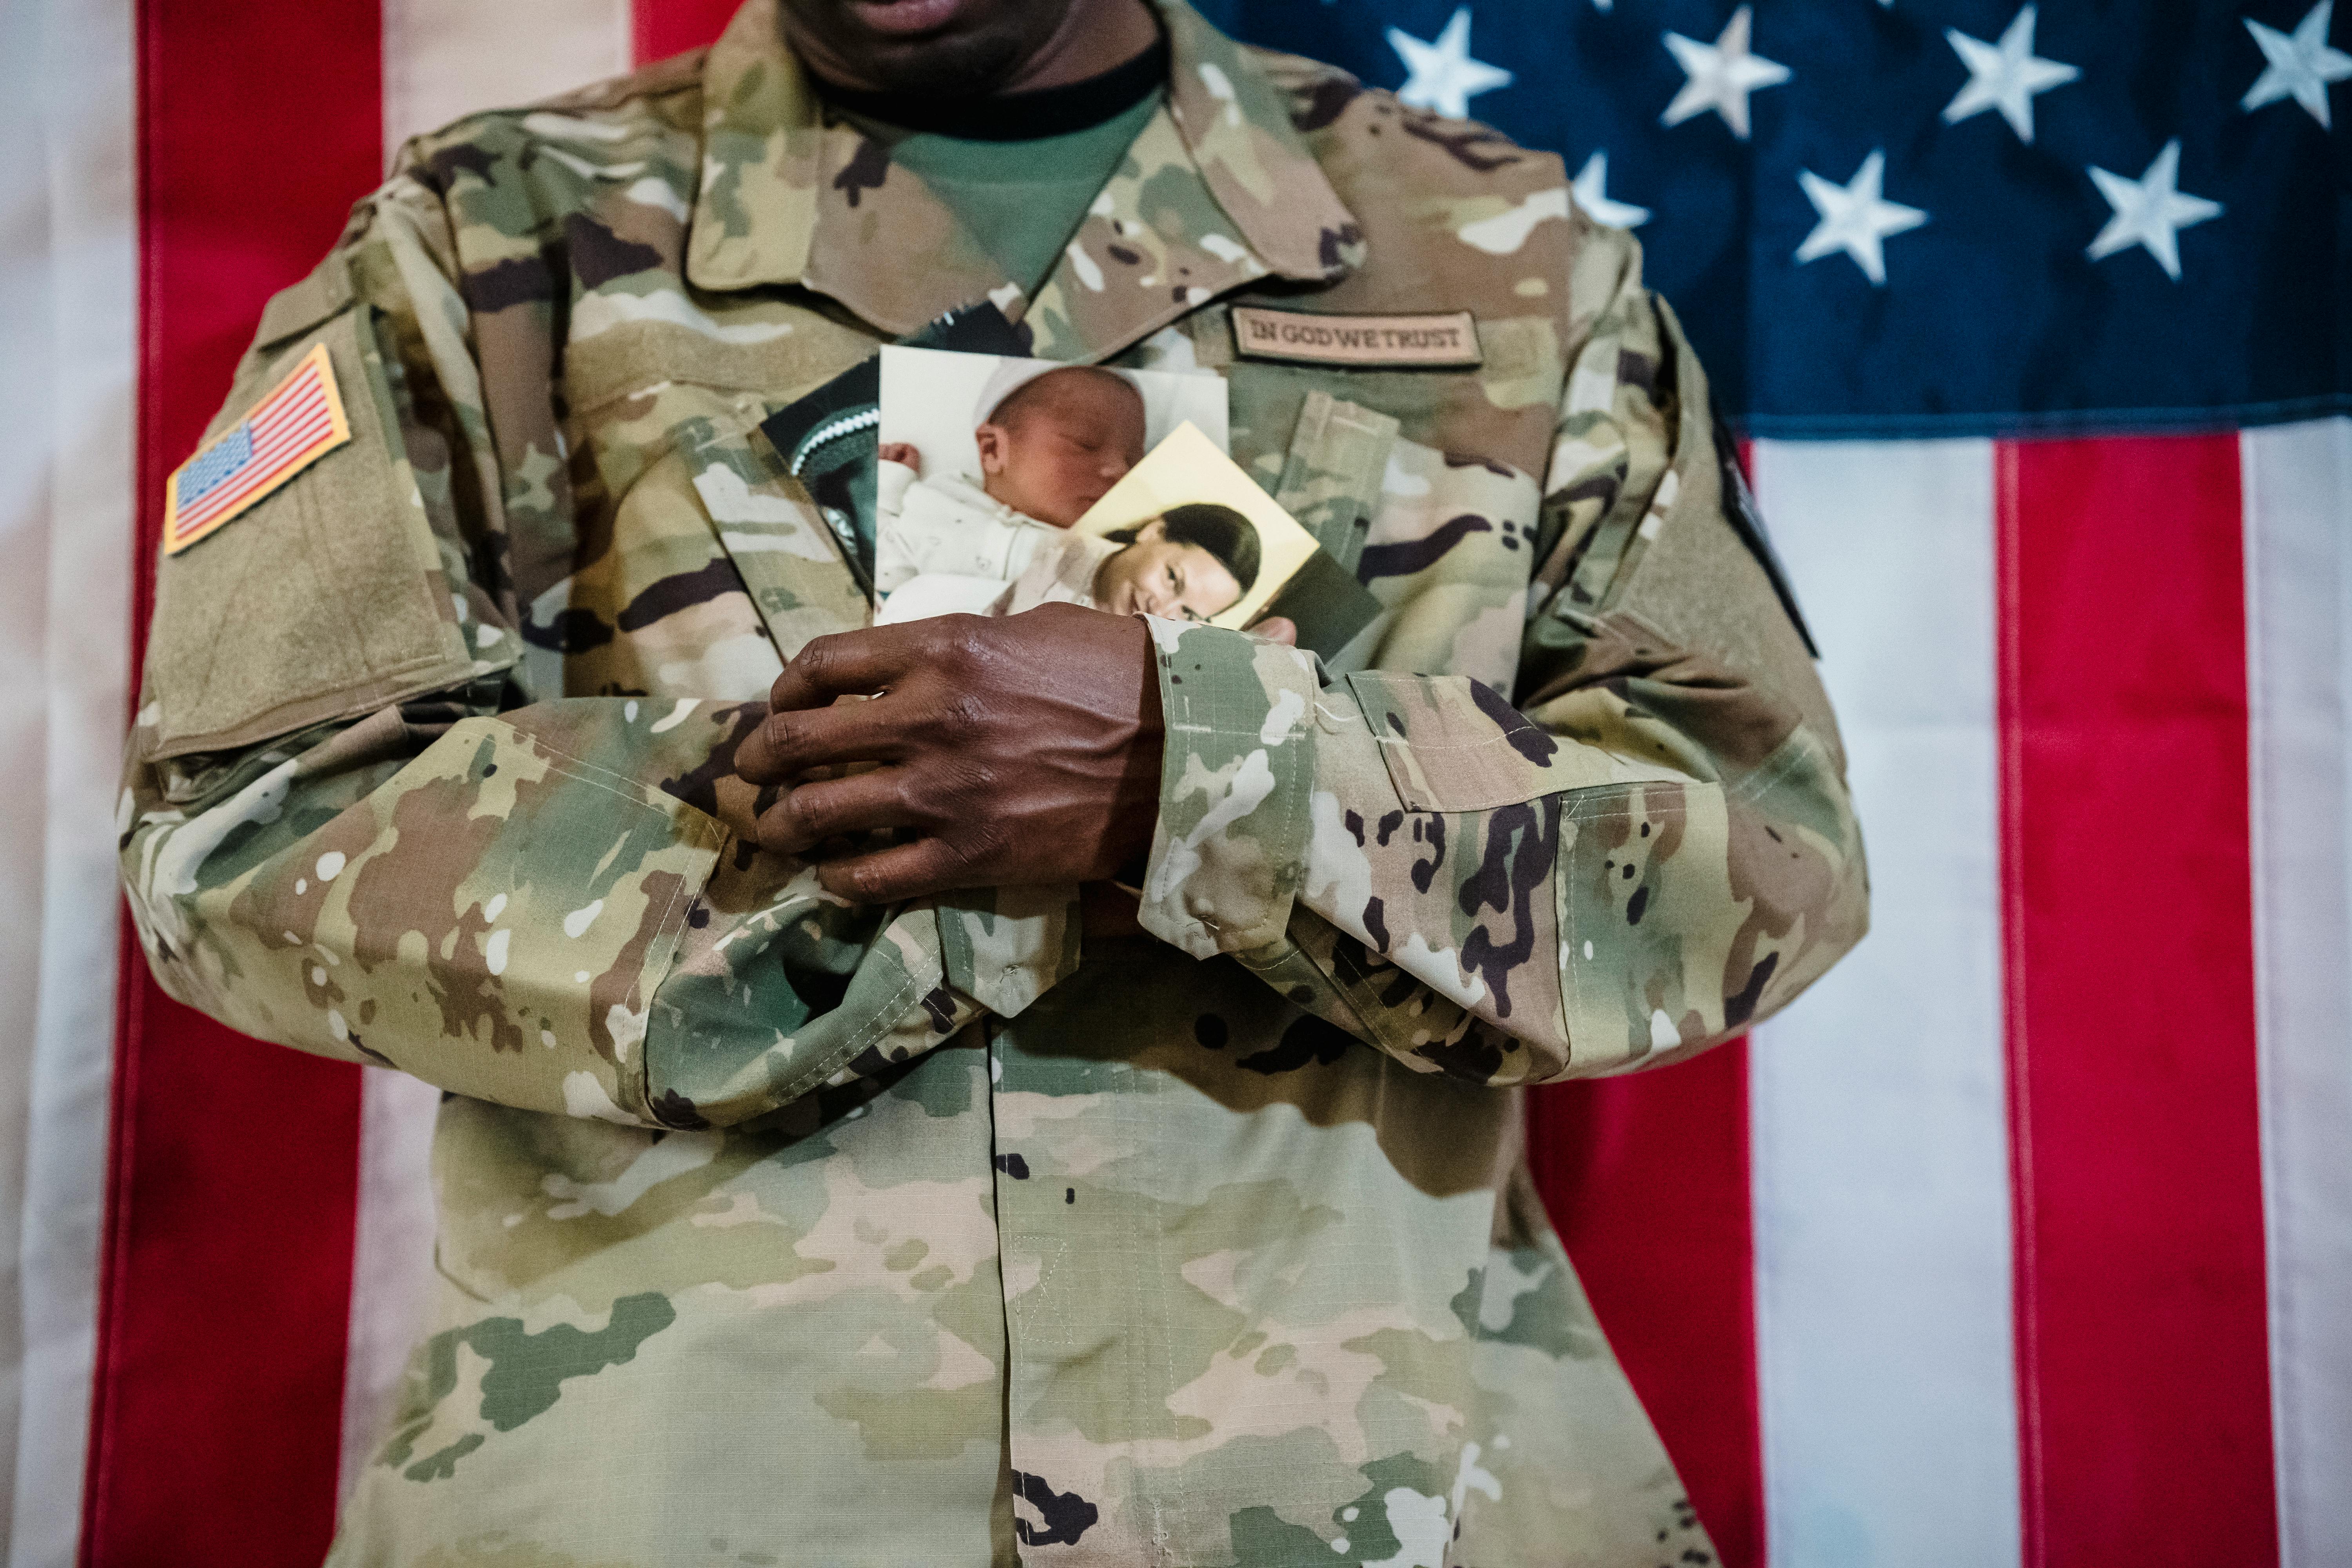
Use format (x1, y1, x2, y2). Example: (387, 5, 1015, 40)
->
(1230, 307, 1483, 369)
(162, 341, 351, 554)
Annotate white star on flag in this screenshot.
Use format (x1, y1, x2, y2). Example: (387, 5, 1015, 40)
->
(2241, 0, 2352, 128)
(1942, 5, 2081, 142)
(1570, 151, 1651, 229)
(1795, 149, 1928, 286)
(2086, 140, 2223, 281)
(1661, 7, 1792, 141)
(1388, 7, 1514, 120)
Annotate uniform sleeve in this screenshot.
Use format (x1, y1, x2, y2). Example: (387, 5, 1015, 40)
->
(1133, 230, 1867, 1083)
(122, 173, 1073, 1132)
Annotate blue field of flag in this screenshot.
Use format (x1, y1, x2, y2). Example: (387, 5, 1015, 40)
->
(1203, 0, 2348, 436)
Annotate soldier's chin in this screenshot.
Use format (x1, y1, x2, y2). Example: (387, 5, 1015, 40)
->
(822, 0, 1040, 95)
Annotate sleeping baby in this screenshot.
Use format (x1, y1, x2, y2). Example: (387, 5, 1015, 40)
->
(873, 363, 1147, 613)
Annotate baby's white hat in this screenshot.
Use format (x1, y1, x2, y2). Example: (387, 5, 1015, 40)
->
(973, 360, 1138, 426)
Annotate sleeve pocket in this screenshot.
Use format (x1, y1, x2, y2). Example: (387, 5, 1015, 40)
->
(1345, 669, 1694, 813)
(143, 309, 483, 760)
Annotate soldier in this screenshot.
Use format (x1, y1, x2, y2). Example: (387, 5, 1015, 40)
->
(120, 0, 1867, 1561)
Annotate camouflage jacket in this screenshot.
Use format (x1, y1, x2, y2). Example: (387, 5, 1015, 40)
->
(120, 3, 1866, 1563)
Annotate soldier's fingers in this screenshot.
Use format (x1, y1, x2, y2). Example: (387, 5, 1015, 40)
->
(735, 692, 905, 783)
(754, 769, 916, 856)
(765, 624, 928, 713)
(814, 833, 993, 905)
(1247, 615, 1298, 647)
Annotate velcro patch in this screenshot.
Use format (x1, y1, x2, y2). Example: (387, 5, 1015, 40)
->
(1231, 307, 1483, 369)
(163, 342, 351, 554)
(1242, 305, 1477, 371)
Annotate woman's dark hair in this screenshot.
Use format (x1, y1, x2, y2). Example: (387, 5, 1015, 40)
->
(1106, 503, 1261, 593)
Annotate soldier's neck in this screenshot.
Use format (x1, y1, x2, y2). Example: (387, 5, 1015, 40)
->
(991, 0, 1160, 94)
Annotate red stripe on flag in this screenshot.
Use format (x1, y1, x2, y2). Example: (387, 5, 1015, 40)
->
(250, 385, 329, 437)
(87, 0, 380, 1562)
(251, 368, 325, 424)
(1530, 1045, 1763, 1568)
(632, 0, 742, 63)
(1997, 435, 2278, 1568)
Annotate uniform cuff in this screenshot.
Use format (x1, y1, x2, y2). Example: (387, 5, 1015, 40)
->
(1136, 619, 1321, 959)
(936, 884, 1082, 1018)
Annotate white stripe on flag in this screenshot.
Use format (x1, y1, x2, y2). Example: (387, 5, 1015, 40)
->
(383, 0, 631, 155)
(1748, 439, 2023, 1568)
(2242, 416, 2352, 1568)
(337, 1069, 444, 1507)
(0, 4, 54, 1538)
(4, 0, 136, 1563)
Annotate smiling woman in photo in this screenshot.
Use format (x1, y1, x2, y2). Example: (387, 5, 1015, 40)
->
(987, 501, 1262, 622)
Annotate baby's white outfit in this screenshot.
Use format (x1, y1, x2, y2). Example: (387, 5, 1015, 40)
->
(875, 463, 1053, 597)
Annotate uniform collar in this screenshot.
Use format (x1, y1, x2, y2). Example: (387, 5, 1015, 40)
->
(685, 0, 1360, 357)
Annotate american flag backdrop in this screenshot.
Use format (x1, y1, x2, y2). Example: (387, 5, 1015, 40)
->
(0, 0, 2342, 1563)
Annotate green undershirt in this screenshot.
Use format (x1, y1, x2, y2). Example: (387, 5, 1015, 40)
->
(834, 90, 1162, 300)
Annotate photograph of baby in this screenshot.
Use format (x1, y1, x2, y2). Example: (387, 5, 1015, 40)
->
(873, 347, 1237, 624)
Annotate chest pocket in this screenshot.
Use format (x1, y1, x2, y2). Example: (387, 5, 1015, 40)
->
(1270, 390, 1397, 573)
(1259, 391, 1396, 664)
(679, 410, 871, 663)
(143, 307, 481, 760)
(1166, 307, 1561, 684)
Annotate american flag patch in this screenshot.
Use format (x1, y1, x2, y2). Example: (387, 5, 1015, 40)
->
(162, 341, 350, 554)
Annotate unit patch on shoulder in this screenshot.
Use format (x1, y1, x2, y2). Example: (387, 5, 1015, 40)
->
(163, 342, 351, 554)
(1230, 307, 1483, 369)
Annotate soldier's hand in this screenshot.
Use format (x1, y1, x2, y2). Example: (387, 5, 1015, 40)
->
(734, 603, 1166, 902)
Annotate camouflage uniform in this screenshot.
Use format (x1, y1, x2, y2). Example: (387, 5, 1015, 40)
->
(120, 2, 1866, 1561)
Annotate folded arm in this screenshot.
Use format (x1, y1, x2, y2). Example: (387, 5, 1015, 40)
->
(1134, 245, 1868, 1083)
